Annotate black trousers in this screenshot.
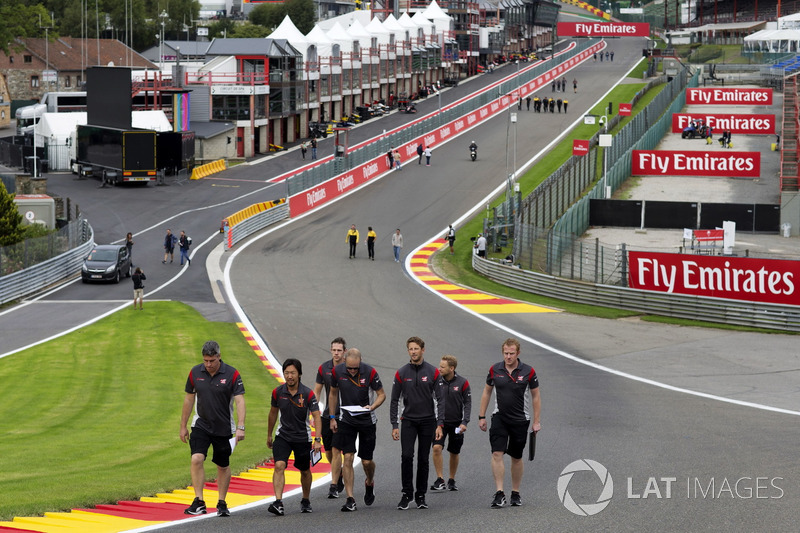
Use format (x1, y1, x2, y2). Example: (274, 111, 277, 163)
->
(349, 238, 357, 257)
(400, 418, 436, 497)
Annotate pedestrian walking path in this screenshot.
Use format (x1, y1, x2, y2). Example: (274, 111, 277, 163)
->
(0, 323, 327, 533)
(410, 239, 559, 314)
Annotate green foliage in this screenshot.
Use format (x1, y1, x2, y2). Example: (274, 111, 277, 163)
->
(0, 1, 52, 55)
(250, 0, 315, 34)
(249, 3, 285, 32)
(22, 221, 56, 239)
(207, 17, 237, 39)
(0, 301, 280, 520)
(0, 182, 24, 247)
(232, 22, 271, 39)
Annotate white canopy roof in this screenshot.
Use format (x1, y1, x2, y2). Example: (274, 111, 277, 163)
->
(326, 22, 357, 55)
(411, 11, 434, 38)
(383, 14, 408, 43)
(268, 16, 310, 60)
(364, 16, 392, 45)
(421, 0, 453, 32)
(348, 19, 375, 49)
(306, 25, 334, 58)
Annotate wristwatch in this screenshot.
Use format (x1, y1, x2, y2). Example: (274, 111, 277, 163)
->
(237, 425, 245, 431)
(329, 414, 336, 419)
(314, 437, 321, 442)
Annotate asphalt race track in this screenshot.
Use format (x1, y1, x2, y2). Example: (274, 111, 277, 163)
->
(3, 18, 799, 531)
(162, 36, 800, 532)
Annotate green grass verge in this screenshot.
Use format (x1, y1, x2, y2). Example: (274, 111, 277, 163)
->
(674, 43, 754, 64)
(0, 301, 280, 521)
(431, 80, 671, 319)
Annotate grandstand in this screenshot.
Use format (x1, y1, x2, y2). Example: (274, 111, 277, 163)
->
(641, 0, 800, 30)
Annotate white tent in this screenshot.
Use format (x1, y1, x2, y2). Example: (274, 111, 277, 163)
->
(744, 28, 800, 53)
(383, 14, 410, 46)
(268, 16, 311, 61)
(398, 13, 424, 46)
(306, 25, 335, 60)
(365, 16, 393, 46)
(421, 0, 453, 33)
(326, 22, 357, 56)
(411, 12, 435, 43)
(348, 19, 376, 59)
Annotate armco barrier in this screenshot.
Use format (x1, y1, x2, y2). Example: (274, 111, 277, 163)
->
(289, 40, 606, 217)
(473, 254, 800, 332)
(190, 159, 227, 180)
(224, 200, 289, 250)
(560, 0, 612, 20)
(0, 219, 94, 305)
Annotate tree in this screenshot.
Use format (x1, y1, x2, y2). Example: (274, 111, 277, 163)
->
(232, 23, 271, 39)
(0, 1, 51, 55)
(249, 3, 285, 32)
(285, 0, 315, 35)
(207, 18, 236, 40)
(0, 182, 24, 247)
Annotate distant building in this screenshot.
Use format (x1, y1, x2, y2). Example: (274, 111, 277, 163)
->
(0, 38, 157, 103)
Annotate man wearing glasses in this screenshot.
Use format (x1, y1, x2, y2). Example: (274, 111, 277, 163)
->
(328, 348, 386, 512)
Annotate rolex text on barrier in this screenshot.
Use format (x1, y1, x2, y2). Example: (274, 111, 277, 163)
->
(628, 251, 800, 306)
(631, 150, 760, 177)
(619, 103, 632, 116)
(672, 114, 775, 135)
(573, 139, 590, 156)
(685, 88, 773, 106)
(557, 22, 650, 37)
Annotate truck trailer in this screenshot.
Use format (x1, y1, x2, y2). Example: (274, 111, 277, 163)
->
(74, 125, 158, 184)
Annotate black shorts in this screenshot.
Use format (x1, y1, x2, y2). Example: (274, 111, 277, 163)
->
(432, 424, 465, 454)
(489, 414, 528, 459)
(321, 416, 334, 452)
(332, 421, 377, 461)
(273, 436, 312, 471)
(189, 426, 232, 467)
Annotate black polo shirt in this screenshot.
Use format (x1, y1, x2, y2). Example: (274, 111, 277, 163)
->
(271, 382, 319, 442)
(486, 360, 538, 424)
(185, 360, 245, 436)
(330, 362, 383, 427)
(437, 372, 472, 426)
(315, 359, 340, 417)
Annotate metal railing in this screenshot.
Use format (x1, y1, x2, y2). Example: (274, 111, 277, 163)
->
(0, 218, 93, 305)
(474, 254, 800, 332)
(226, 203, 290, 250)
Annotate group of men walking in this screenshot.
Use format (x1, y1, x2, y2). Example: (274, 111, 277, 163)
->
(178, 336, 541, 517)
(530, 96, 569, 113)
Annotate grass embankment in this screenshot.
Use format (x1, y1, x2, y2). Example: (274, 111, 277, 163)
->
(0, 301, 280, 520)
(434, 80, 667, 319)
(674, 43, 753, 64)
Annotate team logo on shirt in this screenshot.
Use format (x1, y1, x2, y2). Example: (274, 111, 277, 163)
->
(220, 379, 227, 384)
(421, 376, 428, 382)
(517, 376, 524, 382)
(453, 386, 459, 391)
(360, 378, 366, 384)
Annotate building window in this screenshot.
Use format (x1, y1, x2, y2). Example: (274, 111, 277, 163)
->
(24, 55, 32, 63)
(64, 76, 71, 88)
(9, 57, 13, 64)
(31, 76, 39, 87)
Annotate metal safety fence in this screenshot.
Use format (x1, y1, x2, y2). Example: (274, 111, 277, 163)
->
(0, 217, 93, 305)
(287, 38, 601, 197)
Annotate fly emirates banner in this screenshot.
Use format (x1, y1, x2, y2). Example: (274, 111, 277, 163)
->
(628, 251, 800, 306)
(672, 113, 775, 135)
(631, 150, 760, 177)
(685, 88, 773, 106)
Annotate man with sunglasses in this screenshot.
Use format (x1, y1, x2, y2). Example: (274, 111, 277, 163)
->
(328, 348, 386, 512)
(314, 337, 347, 498)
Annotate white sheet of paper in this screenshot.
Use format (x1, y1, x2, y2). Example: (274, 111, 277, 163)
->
(311, 448, 322, 466)
(341, 405, 371, 413)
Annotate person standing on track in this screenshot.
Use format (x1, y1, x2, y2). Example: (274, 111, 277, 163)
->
(417, 143, 424, 164)
(346, 224, 360, 259)
(163, 228, 177, 264)
(180, 340, 245, 518)
(267, 358, 323, 516)
(132, 267, 146, 310)
(573, 78, 578, 93)
(392, 228, 403, 262)
(478, 338, 541, 508)
(329, 348, 387, 511)
(179, 230, 191, 266)
(314, 337, 347, 499)
(430, 355, 471, 492)
(366, 227, 377, 260)
(390, 336, 444, 510)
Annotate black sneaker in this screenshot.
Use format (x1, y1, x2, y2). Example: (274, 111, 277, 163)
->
(415, 494, 428, 509)
(430, 477, 446, 491)
(341, 497, 357, 512)
(300, 498, 312, 513)
(268, 500, 284, 516)
(447, 479, 459, 491)
(510, 491, 522, 507)
(364, 481, 375, 506)
(336, 476, 345, 494)
(216, 500, 230, 517)
(491, 490, 506, 508)
(397, 494, 413, 510)
(327, 484, 339, 499)
(185, 497, 206, 515)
